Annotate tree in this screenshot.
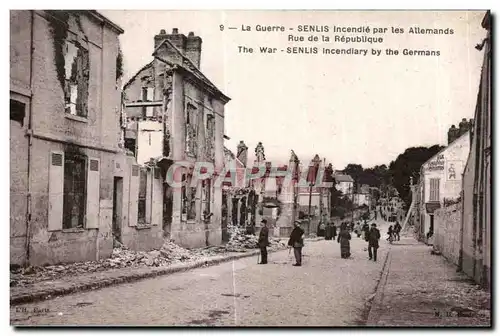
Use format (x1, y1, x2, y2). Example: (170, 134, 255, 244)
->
(388, 145, 444, 206)
(343, 163, 364, 189)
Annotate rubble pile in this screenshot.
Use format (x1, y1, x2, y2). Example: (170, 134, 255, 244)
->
(9, 240, 209, 287)
(217, 225, 287, 252)
(10, 230, 286, 288)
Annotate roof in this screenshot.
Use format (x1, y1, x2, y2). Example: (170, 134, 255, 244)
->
(152, 39, 231, 104)
(422, 131, 470, 169)
(224, 146, 245, 168)
(92, 11, 125, 34)
(335, 174, 354, 183)
(123, 61, 154, 91)
(482, 11, 491, 30)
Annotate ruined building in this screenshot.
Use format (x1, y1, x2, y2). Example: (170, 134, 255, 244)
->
(10, 10, 124, 266)
(122, 29, 231, 248)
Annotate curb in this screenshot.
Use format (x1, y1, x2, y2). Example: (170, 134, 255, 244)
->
(11, 238, 323, 306)
(365, 245, 392, 326)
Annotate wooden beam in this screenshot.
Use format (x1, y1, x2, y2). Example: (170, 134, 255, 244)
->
(124, 101, 163, 108)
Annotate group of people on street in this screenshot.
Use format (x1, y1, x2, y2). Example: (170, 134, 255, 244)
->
(387, 221, 402, 243)
(258, 219, 305, 266)
(324, 222, 337, 240)
(336, 221, 381, 261)
(257, 213, 390, 266)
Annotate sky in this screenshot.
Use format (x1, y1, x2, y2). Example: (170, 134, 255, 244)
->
(100, 10, 487, 170)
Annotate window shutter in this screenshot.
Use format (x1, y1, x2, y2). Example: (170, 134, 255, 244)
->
(152, 168, 162, 225)
(146, 170, 153, 224)
(147, 87, 154, 101)
(48, 151, 64, 231)
(129, 164, 139, 226)
(86, 158, 100, 229)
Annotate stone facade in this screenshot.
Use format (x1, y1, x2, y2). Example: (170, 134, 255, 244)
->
(433, 203, 461, 266)
(416, 132, 470, 244)
(10, 10, 124, 266)
(122, 28, 230, 248)
(461, 12, 491, 288)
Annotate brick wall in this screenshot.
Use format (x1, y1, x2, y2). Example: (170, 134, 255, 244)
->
(434, 202, 462, 266)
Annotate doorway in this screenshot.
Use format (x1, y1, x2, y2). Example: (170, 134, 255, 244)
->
(163, 184, 173, 238)
(221, 192, 229, 242)
(112, 177, 123, 243)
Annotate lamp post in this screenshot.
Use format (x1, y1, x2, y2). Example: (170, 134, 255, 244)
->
(351, 181, 355, 224)
(307, 155, 321, 235)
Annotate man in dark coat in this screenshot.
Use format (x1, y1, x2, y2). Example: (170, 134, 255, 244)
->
(368, 223, 381, 262)
(288, 221, 305, 266)
(258, 219, 270, 264)
(394, 221, 402, 241)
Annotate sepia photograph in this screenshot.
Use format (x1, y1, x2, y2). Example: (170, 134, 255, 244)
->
(9, 7, 492, 327)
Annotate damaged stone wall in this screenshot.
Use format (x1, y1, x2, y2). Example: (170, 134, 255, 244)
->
(29, 141, 115, 266)
(18, 11, 123, 266)
(434, 202, 461, 266)
(113, 154, 164, 253)
(10, 9, 32, 266)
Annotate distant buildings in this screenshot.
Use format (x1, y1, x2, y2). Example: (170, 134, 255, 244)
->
(353, 184, 371, 207)
(334, 174, 354, 195)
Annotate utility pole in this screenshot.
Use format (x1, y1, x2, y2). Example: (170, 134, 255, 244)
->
(351, 182, 355, 224)
(307, 155, 321, 235)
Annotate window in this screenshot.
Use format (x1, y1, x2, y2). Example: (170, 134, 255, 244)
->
(124, 138, 136, 156)
(137, 167, 148, 223)
(429, 178, 440, 202)
(185, 104, 198, 156)
(64, 41, 89, 117)
(63, 153, 87, 229)
(202, 180, 211, 215)
(10, 99, 25, 125)
(141, 87, 154, 117)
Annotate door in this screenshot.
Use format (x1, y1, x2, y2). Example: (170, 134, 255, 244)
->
(112, 177, 123, 243)
(221, 192, 229, 242)
(163, 184, 173, 238)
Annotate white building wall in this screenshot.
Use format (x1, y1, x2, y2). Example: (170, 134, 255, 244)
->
(336, 181, 353, 195)
(420, 132, 470, 240)
(136, 120, 163, 165)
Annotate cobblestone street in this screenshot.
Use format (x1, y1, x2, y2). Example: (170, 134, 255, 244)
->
(11, 231, 389, 326)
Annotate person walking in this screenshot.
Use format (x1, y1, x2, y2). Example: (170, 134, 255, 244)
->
(325, 221, 332, 240)
(362, 222, 370, 241)
(337, 223, 352, 259)
(317, 221, 326, 237)
(387, 225, 394, 244)
(258, 219, 270, 264)
(332, 222, 337, 241)
(288, 221, 305, 266)
(368, 223, 381, 261)
(394, 221, 402, 241)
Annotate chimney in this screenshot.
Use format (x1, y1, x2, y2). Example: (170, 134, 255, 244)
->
(236, 141, 248, 167)
(185, 32, 202, 68)
(458, 117, 472, 137)
(154, 28, 188, 63)
(447, 125, 459, 145)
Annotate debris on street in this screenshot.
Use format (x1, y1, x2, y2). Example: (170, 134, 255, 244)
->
(10, 225, 286, 288)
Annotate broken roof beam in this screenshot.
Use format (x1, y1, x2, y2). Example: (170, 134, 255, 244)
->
(124, 101, 163, 108)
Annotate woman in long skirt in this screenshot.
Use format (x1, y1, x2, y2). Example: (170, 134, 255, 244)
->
(337, 223, 352, 258)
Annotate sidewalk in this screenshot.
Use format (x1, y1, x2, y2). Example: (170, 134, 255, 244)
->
(11, 237, 323, 306)
(366, 235, 491, 327)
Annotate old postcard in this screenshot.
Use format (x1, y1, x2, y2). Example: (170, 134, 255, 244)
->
(9, 9, 491, 327)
